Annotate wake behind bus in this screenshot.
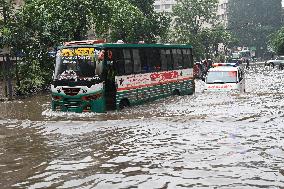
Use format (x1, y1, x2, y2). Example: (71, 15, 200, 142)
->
(51, 40, 194, 113)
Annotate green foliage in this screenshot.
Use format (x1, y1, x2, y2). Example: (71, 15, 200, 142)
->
(200, 25, 236, 57)
(156, 12, 172, 43)
(128, 0, 154, 15)
(108, 0, 170, 43)
(1, 0, 171, 95)
(16, 60, 45, 95)
(12, 0, 170, 48)
(227, 0, 282, 56)
(16, 0, 97, 46)
(107, 0, 145, 42)
(172, 0, 219, 59)
(269, 27, 284, 55)
(0, 0, 16, 49)
(173, 0, 218, 35)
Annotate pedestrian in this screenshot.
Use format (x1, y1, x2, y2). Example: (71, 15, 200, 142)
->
(246, 59, 250, 69)
(203, 59, 208, 72)
(98, 50, 105, 61)
(193, 63, 201, 79)
(208, 59, 213, 68)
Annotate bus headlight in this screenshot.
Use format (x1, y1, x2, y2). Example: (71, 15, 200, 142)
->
(81, 93, 102, 101)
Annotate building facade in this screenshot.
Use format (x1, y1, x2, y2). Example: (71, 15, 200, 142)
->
(154, 0, 229, 27)
(216, 0, 228, 27)
(154, 0, 177, 13)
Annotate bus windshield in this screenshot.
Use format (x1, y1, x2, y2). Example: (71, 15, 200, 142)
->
(206, 71, 237, 83)
(54, 47, 103, 80)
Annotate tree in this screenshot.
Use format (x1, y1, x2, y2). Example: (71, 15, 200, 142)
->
(129, 0, 171, 42)
(172, 0, 219, 59)
(0, 0, 15, 49)
(269, 27, 284, 55)
(108, 0, 170, 43)
(5, 0, 171, 94)
(227, 0, 282, 57)
(200, 25, 234, 57)
(5, 0, 111, 94)
(0, 0, 18, 98)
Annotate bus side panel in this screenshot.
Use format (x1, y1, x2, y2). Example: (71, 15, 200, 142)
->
(115, 69, 194, 109)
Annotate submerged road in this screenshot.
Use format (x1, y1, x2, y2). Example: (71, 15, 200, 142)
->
(0, 63, 284, 188)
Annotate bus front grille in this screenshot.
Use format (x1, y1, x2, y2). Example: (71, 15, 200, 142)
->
(64, 99, 81, 109)
(62, 88, 80, 96)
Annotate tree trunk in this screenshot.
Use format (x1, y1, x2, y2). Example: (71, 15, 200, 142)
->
(5, 54, 13, 100)
(1, 55, 8, 98)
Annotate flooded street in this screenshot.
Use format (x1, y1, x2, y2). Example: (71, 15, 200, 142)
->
(0, 64, 284, 188)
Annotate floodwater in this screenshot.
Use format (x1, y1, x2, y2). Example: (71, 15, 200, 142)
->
(0, 64, 284, 189)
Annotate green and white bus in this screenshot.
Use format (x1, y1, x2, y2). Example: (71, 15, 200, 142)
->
(51, 40, 194, 113)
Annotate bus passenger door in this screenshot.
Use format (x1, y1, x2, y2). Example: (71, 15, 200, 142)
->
(104, 49, 118, 110)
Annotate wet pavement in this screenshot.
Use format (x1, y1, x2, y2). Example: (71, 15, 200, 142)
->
(0, 63, 284, 188)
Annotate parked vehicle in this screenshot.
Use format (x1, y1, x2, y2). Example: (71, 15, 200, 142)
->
(239, 49, 255, 62)
(226, 58, 242, 65)
(264, 56, 284, 69)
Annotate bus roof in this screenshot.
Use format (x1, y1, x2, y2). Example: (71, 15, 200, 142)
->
(58, 43, 193, 49)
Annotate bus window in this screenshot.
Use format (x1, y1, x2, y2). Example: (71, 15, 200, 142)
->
(123, 49, 133, 74)
(160, 50, 167, 71)
(140, 49, 149, 73)
(189, 49, 193, 68)
(146, 49, 153, 71)
(105, 49, 113, 61)
(146, 48, 161, 72)
(172, 49, 177, 69)
(133, 49, 141, 73)
(112, 48, 125, 75)
(178, 49, 183, 69)
(166, 49, 173, 70)
(78, 59, 96, 77)
(182, 49, 191, 69)
(173, 49, 183, 69)
(153, 49, 161, 71)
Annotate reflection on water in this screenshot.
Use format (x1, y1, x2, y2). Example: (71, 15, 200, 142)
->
(0, 64, 284, 188)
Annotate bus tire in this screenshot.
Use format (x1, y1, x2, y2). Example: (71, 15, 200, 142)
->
(270, 63, 274, 68)
(279, 64, 283, 70)
(173, 89, 180, 96)
(119, 99, 130, 110)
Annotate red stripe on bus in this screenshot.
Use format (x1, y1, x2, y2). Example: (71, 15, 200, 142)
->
(117, 77, 193, 92)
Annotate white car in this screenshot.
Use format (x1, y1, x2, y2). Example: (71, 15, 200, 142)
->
(265, 56, 284, 69)
(204, 63, 245, 93)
